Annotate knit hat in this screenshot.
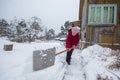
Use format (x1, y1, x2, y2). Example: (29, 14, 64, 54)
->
(71, 27, 79, 33)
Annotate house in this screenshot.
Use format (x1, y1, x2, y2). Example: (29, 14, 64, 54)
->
(73, 0, 120, 50)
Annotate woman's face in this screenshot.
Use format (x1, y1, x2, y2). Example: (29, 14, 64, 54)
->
(72, 31, 77, 36)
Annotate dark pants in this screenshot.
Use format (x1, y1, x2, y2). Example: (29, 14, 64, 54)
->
(66, 49, 74, 64)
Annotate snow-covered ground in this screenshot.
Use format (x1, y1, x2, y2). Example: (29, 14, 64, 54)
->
(0, 37, 120, 80)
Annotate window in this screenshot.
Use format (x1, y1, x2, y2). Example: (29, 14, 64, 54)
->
(88, 4, 117, 25)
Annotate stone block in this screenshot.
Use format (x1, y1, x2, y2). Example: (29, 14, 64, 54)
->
(4, 44, 13, 51)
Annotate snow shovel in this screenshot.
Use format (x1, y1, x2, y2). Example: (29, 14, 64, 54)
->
(33, 47, 68, 71)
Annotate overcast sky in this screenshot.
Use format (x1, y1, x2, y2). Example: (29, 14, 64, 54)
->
(0, 0, 79, 34)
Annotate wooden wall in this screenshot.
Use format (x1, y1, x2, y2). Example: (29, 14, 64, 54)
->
(80, 0, 120, 50)
(79, 0, 84, 20)
(85, 26, 120, 50)
(88, 0, 119, 4)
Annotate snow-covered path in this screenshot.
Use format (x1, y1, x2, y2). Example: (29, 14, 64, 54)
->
(58, 49, 85, 80)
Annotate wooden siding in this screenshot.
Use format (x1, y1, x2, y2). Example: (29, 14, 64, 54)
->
(88, 0, 119, 4)
(79, 0, 84, 20)
(100, 34, 116, 43)
(79, 0, 120, 50)
(101, 44, 120, 50)
(85, 25, 120, 50)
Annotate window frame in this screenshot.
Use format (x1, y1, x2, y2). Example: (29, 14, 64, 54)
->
(88, 4, 117, 25)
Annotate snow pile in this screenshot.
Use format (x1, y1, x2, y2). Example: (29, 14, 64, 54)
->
(81, 45, 112, 62)
(81, 45, 119, 80)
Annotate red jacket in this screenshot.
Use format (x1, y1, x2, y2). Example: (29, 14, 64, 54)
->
(65, 29, 80, 48)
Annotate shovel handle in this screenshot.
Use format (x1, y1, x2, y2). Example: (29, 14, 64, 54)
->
(55, 49, 67, 56)
(55, 48, 74, 56)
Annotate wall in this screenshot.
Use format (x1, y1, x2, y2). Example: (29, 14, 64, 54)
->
(80, 0, 120, 50)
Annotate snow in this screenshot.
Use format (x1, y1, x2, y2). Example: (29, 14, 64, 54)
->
(80, 45, 120, 80)
(0, 38, 120, 80)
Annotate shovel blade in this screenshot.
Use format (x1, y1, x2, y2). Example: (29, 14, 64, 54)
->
(33, 48, 56, 71)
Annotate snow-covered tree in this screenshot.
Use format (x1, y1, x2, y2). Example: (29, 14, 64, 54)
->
(28, 16, 44, 39)
(64, 21, 71, 30)
(0, 19, 9, 36)
(0, 17, 51, 42)
(9, 17, 19, 36)
(57, 21, 71, 38)
(46, 29, 55, 40)
(15, 19, 27, 42)
(9, 18, 32, 42)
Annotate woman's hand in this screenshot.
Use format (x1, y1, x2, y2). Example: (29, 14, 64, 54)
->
(66, 45, 76, 52)
(66, 48, 72, 51)
(72, 45, 76, 49)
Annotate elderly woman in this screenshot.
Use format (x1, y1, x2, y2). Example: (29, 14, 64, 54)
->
(65, 27, 80, 65)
